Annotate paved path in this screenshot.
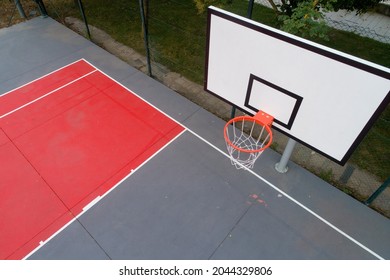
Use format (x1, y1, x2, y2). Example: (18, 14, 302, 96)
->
(324, 7, 390, 43)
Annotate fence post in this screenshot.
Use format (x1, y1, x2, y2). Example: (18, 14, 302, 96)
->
(34, 0, 48, 17)
(76, 0, 91, 40)
(247, 0, 254, 18)
(138, 0, 152, 77)
(364, 177, 390, 206)
(339, 164, 355, 184)
(14, 0, 27, 19)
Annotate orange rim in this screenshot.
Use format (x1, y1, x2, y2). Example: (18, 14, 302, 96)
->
(224, 115, 273, 153)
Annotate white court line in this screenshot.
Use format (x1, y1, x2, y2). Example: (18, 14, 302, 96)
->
(20, 59, 383, 260)
(185, 129, 385, 260)
(0, 59, 86, 98)
(23, 128, 187, 260)
(81, 59, 183, 126)
(0, 70, 97, 119)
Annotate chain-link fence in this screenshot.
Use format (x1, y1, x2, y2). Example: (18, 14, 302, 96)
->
(1, 0, 389, 217)
(1, 0, 30, 28)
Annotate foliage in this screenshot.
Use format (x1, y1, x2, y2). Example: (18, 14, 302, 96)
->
(278, 0, 335, 39)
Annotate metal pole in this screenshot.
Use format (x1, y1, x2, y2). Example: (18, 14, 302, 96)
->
(14, 0, 27, 19)
(138, 0, 152, 77)
(34, 0, 48, 17)
(247, 0, 255, 18)
(230, 0, 255, 119)
(76, 0, 91, 40)
(339, 164, 355, 184)
(364, 177, 390, 206)
(275, 138, 297, 173)
(230, 107, 236, 119)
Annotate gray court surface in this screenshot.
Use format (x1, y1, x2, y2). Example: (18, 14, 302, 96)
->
(1, 17, 389, 260)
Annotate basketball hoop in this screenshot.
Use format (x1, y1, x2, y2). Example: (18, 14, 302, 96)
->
(224, 111, 273, 169)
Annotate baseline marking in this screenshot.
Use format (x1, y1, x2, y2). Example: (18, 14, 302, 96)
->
(81, 59, 182, 125)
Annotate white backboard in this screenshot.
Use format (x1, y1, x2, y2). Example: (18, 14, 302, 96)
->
(205, 6, 390, 164)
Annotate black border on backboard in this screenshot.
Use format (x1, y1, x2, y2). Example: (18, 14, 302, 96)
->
(204, 6, 390, 165)
(244, 74, 303, 129)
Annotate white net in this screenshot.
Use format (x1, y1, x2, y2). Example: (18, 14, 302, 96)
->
(224, 115, 272, 169)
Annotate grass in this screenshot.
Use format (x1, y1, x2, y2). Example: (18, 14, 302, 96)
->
(30, 0, 390, 181)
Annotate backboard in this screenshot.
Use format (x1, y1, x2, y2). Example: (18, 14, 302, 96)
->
(204, 6, 390, 165)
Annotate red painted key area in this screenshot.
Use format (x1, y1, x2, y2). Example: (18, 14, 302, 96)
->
(0, 60, 184, 259)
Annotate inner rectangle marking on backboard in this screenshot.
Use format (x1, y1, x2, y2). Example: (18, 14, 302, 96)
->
(245, 74, 303, 129)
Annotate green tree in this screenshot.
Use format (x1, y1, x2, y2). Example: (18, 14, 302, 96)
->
(277, 0, 336, 39)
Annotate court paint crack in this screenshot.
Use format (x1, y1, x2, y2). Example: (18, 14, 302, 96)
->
(76, 219, 113, 260)
(208, 202, 253, 260)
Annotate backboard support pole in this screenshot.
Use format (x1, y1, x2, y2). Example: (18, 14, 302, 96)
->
(275, 138, 296, 173)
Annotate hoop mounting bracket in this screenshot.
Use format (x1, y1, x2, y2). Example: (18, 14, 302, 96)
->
(254, 110, 274, 127)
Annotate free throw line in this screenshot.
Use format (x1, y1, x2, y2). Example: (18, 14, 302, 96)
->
(0, 70, 97, 119)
